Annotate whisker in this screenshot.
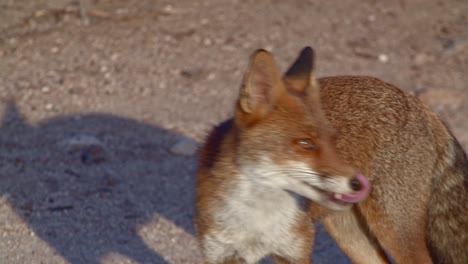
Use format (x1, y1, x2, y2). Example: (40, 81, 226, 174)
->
(257, 171, 323, 185)
(267, 168, 323, 176)
(265, 169, 322, 178)
(238, 167, 326, 188)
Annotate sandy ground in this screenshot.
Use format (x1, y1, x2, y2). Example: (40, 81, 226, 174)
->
(0, 0, 467, 263)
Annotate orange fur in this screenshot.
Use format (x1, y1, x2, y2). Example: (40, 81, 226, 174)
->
(195, 48, 468, 264)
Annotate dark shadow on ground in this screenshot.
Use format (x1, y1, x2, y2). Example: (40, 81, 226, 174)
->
(0, 101, 198, 263)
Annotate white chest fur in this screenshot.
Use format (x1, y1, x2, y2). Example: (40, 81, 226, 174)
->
(204, 176, 306, 263)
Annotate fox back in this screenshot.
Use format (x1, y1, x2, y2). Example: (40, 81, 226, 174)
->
(318, 76, 468, 263)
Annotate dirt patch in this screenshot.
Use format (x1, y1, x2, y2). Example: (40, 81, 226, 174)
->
(0, 0, 467, 263)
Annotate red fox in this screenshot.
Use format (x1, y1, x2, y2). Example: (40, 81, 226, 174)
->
(195, 47, 468, 264)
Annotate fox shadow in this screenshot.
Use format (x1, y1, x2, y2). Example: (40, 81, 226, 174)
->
(0, 101, 201, 263)
(0, 101, 351, 264)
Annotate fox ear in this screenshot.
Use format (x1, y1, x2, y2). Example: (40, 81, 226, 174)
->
(236, 49, 282, 124)
(284, 47, 320, 101)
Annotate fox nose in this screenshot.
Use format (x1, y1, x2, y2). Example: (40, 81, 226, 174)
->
(350, 176, 363, 191)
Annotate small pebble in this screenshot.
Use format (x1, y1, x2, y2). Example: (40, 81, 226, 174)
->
(207, 73, 216, 81)
(110, 53, 119, 61)
(61, 135, 107, 164)
(170, 138, 198, 156)
(80, 145, 106, 165)
(63, 135, 103, 148)
(45, 103, 54, 110)
(378, 54, 389, 63)
(163, 5, 174, 13)
(34, 10, 47, 17)
(203, 38, 213, 46)
(222, 45, 235, 51)
(413, 53, 432, 66)
(265, 45, 274, 52)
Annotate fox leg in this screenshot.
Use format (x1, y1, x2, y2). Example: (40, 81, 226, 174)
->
(221, 256, 246, 264)
(202, 256, 244, 264)
(323, 209, 390, 264)
(367, 214, 433, 264)
(376, 235, 432, 264)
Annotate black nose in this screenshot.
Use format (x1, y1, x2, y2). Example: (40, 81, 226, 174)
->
(350, 177, 362, 191)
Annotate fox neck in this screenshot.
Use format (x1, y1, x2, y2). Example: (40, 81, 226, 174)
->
(218, 161, 308, 226)
(237, 162, 287, 200)
(222, 156, 308, 213)
(233, 175, 292, 207)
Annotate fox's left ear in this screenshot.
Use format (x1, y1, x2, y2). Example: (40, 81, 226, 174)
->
(236, 49, 283, 126)
(283, 47, 320, 101)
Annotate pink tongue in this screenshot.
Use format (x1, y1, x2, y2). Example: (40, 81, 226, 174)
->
(333, 173, 370, 203)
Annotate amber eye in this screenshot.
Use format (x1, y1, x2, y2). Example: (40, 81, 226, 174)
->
(297, 138, 319, 151)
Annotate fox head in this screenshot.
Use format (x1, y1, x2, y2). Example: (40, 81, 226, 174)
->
(234, 47, 369, 210)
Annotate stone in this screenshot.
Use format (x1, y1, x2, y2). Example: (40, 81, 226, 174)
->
(170, 137, 198, 156)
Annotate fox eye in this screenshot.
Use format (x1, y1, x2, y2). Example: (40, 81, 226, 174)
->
(297, 138, 318, 151)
